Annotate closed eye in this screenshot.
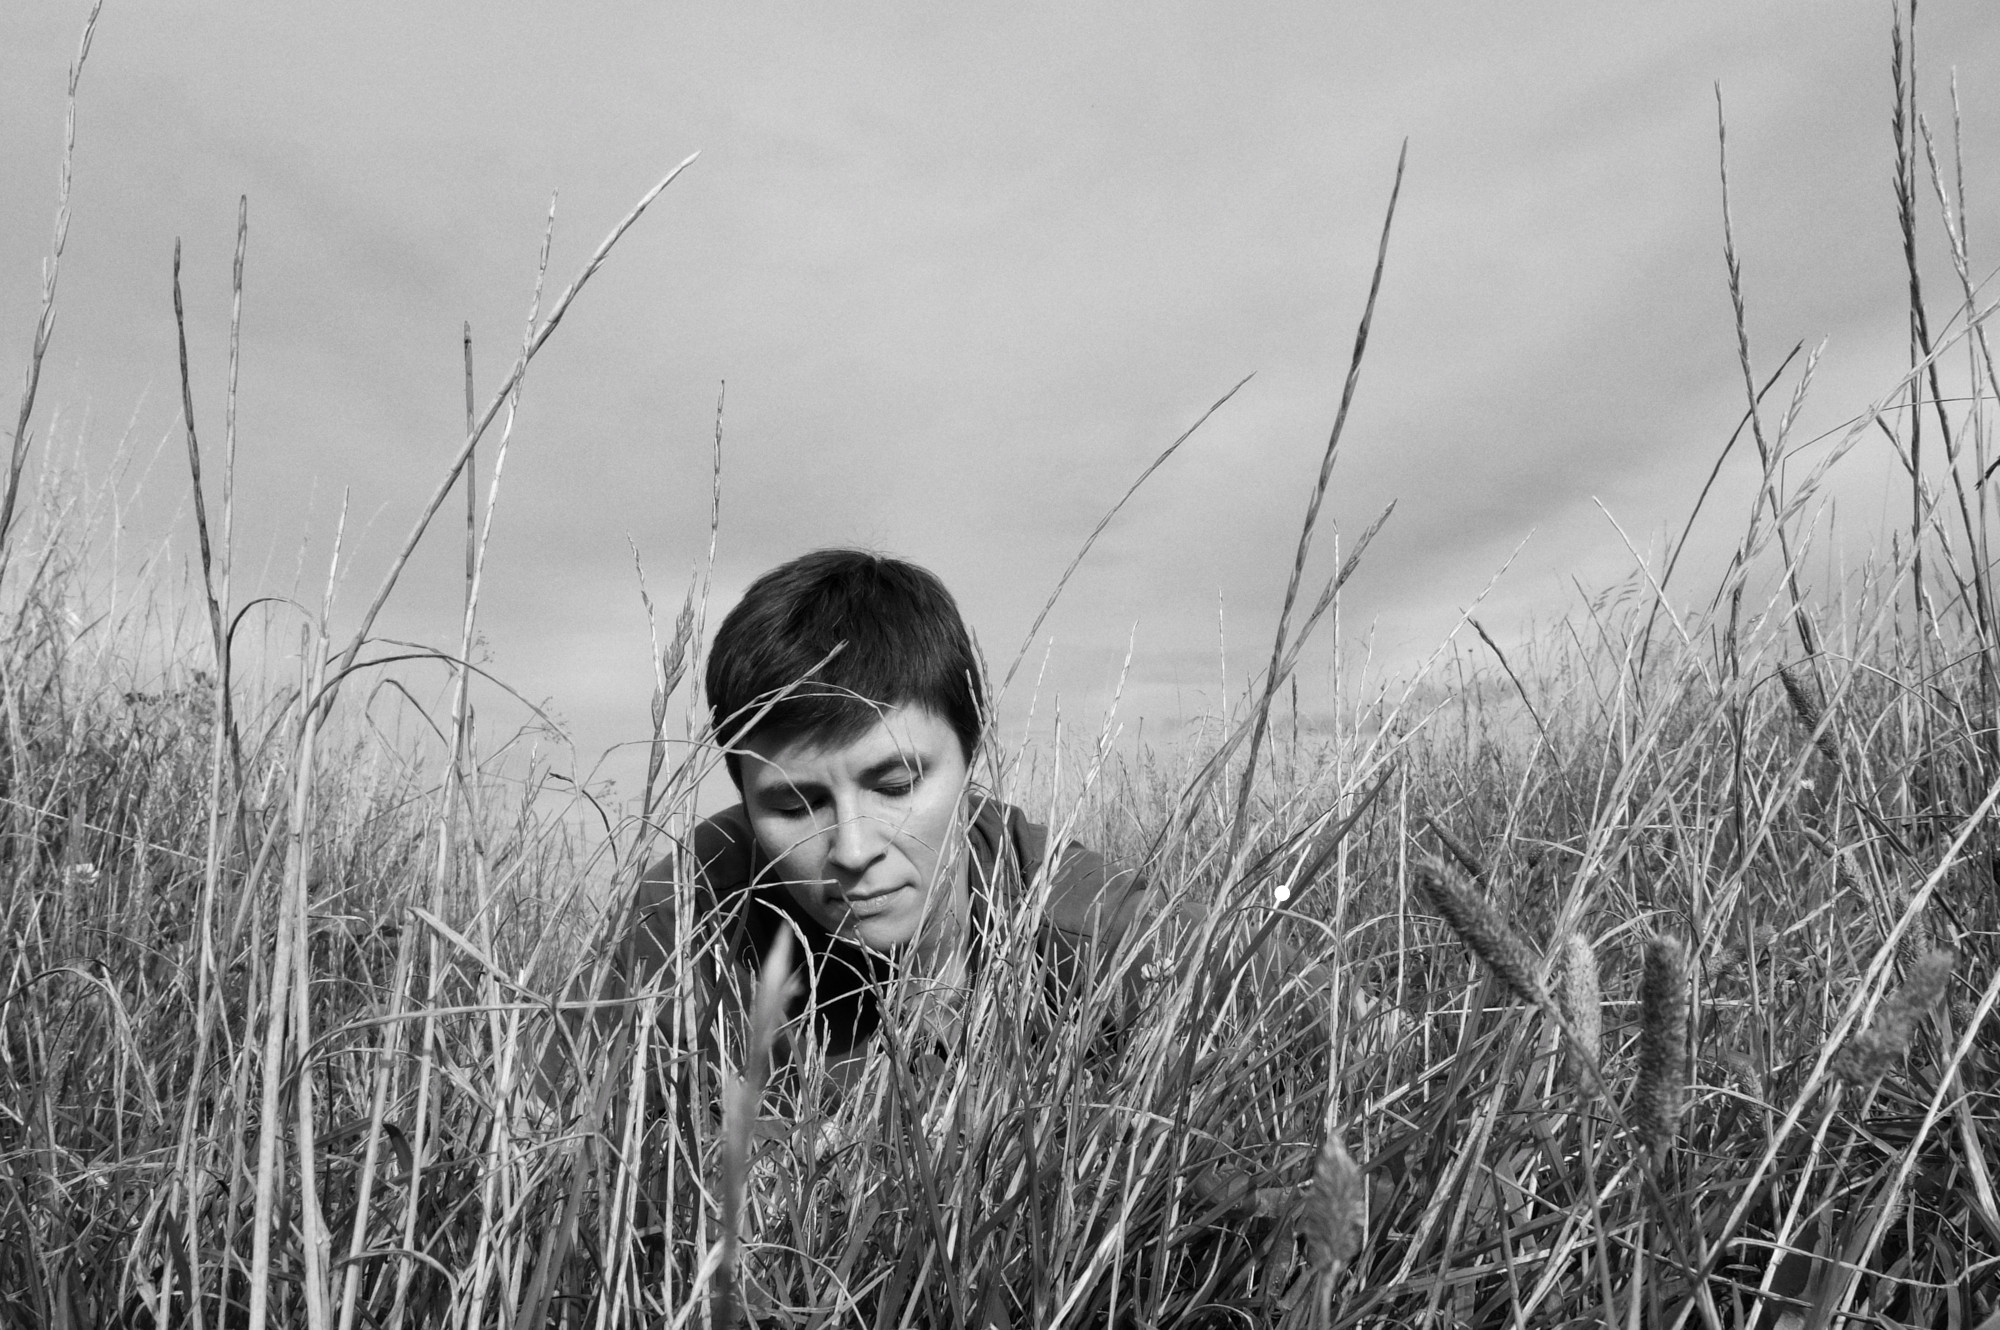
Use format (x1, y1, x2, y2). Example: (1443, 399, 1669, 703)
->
(859, 753, 924, 799)
(759, 793, 826, 819)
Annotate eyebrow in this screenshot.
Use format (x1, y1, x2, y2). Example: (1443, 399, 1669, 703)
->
(750, 752, 922, 798)
(858, 754, 922, 783)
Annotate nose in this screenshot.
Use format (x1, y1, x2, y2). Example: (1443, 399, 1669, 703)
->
(825, 805, 884, 875)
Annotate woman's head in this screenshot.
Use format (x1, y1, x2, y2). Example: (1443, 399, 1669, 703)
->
(706, 549, 985, 952)
(705, 548, 984, 780)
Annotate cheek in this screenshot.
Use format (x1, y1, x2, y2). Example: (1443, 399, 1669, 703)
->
(752, 819, 829, 884)
(896, 790, 964, 870)
(773, 848, 845, 928)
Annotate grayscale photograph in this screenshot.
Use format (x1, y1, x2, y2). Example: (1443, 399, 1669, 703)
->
(3, 4, 1998, 1326)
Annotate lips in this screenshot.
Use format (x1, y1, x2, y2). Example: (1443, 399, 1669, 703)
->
(836, 884, 911, 918)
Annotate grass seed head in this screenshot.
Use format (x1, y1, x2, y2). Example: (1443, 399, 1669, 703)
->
(1893, 904, 1941, 974)
(1421, 813, 1488, 882)
(1557, 932, 1602, 1083)
(1634, 933, 1691, 1157)
(1778, 661, 1842, 767)
(1832, 947, 1955, 1085)
(1305, 1136, 1365, 1275)
(1415, 858, 1547, 1008)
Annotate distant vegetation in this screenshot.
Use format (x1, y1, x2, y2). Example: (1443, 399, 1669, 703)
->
(3, 5, 1996, 1327)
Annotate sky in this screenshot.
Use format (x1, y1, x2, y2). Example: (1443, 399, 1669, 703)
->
(3, 3, 1998, 799)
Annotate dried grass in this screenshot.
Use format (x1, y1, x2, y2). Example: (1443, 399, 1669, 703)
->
(3, 5, 1998, 1327)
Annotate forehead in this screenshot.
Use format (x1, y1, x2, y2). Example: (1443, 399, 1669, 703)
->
(739, 704, 959, 785)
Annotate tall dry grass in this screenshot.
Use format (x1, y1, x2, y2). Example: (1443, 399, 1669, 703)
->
(4, 4, 1999, 1327)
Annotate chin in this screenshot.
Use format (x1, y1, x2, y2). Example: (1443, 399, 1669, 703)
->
(848, 918, 920, 953)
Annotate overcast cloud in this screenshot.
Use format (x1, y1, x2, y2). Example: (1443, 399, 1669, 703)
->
(4, 3, 1997, 794)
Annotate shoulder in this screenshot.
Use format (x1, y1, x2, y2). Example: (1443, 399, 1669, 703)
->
(974, 797, 1147, 943)
(624, 804, 761, 968)
(689, 804, 758, 893)
(635, 805, 757, 907)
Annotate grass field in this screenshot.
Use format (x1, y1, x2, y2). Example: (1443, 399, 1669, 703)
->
(5, 7, 2000, 1328)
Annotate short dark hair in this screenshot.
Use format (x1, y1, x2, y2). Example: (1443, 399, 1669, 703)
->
(706, 549, 984, 782)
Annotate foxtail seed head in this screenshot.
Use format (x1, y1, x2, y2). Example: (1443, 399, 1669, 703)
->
(1557, 933, 1603, 1086)
(1421, 813, 1489, 882)
(1832, 947, 1955, 1084)
(1414, 859, 1547, 1009)
(1778, 661, 1842, 767)
(1634, 934, 1691, 1157)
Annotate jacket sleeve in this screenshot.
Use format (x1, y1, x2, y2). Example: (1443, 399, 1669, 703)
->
(1016, 811, 1156, 1024)
(537, 812, 756, 1108)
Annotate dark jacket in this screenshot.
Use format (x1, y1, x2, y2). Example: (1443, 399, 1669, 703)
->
(615, 795, 1148, 1058)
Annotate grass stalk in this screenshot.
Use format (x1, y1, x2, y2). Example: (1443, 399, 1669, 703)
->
(1228, 142, 1406, 864)
(0, 1, 100, 562)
